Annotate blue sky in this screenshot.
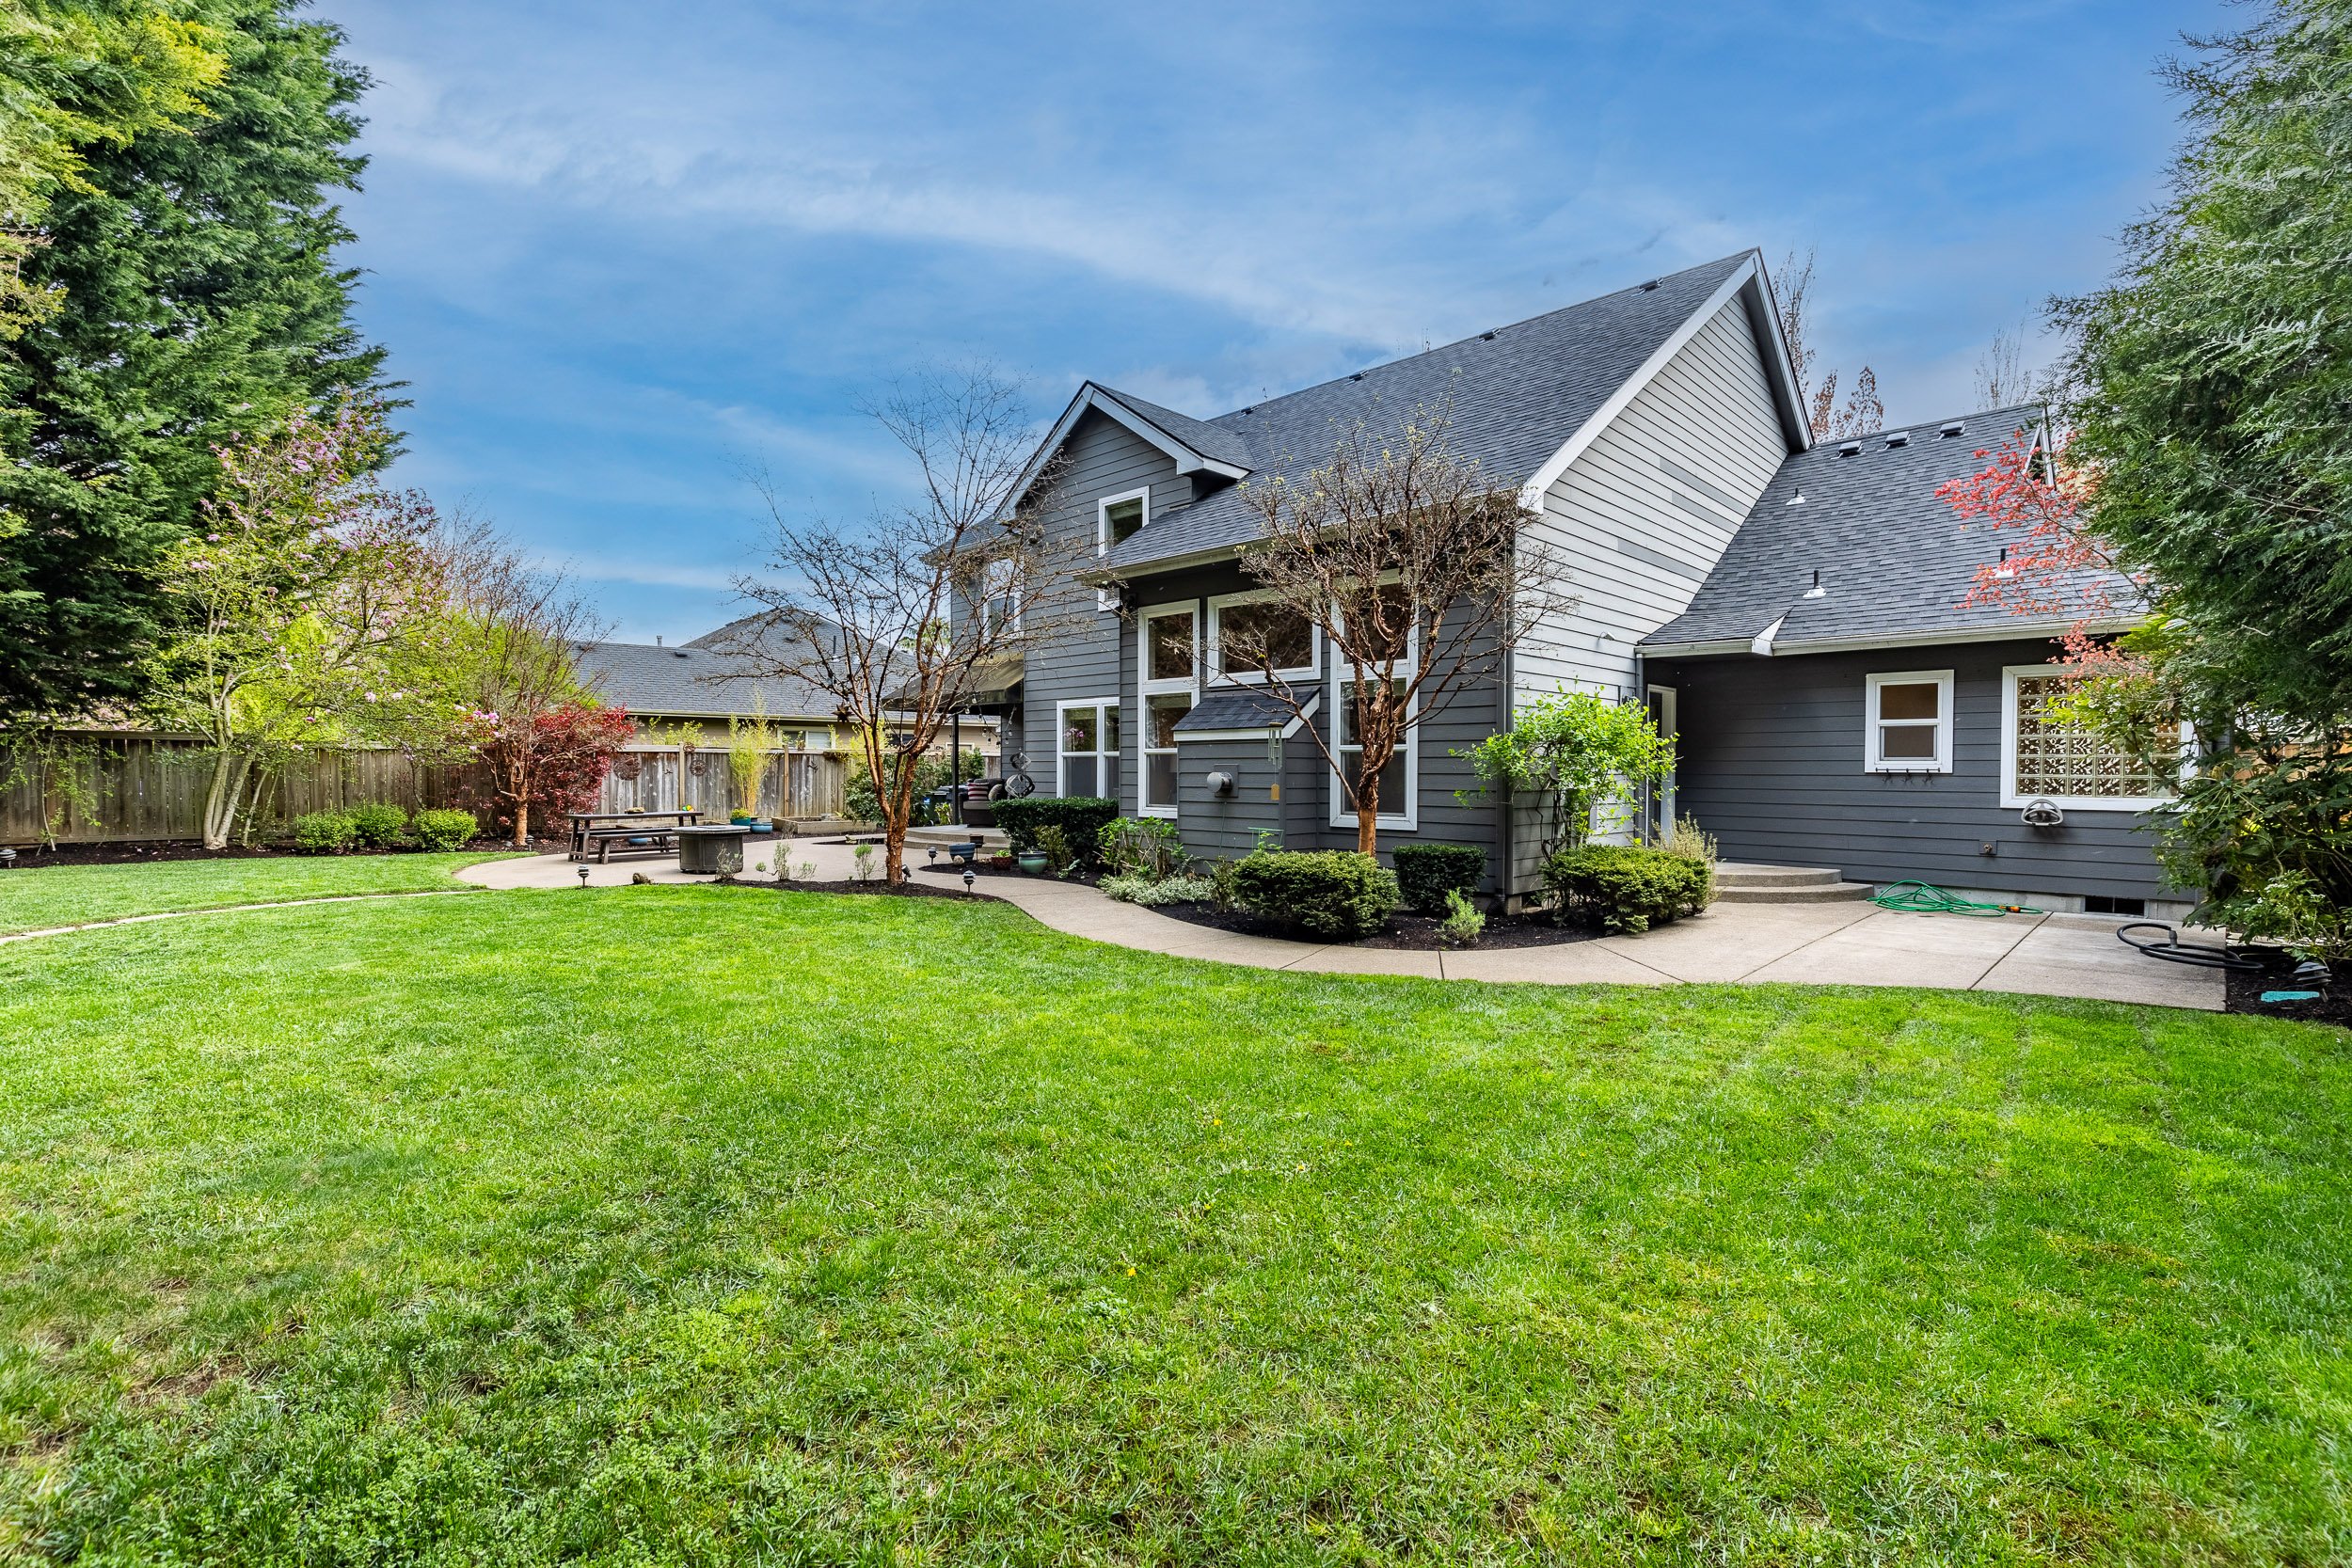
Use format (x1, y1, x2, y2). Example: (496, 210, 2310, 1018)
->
(331, 0, 2227, 642)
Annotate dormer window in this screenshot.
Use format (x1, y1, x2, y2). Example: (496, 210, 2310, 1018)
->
(1097, 488, 1149, 610)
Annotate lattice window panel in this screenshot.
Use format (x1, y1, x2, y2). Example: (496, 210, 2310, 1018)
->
(2012, 674, 2174, 799)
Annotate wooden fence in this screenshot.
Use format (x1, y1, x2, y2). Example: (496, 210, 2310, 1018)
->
(0, 732, 853, 845)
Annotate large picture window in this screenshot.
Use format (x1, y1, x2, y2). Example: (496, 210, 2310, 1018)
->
(1138, 603, 1197, 817)
(2001, 667, 2183, 810)
(1864, 670, 1954, 773)
(1057, 699, 1120, 800)
(1209, 592, 1318, 684)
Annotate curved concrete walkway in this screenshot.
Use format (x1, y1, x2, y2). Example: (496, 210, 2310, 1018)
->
(460, 841, 2222, 1011)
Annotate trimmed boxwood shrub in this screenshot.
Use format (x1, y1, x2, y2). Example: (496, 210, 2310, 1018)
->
(1232, 849, 1400, 941)
(291, 810, 358, 854)
(1391, 842, 1486, 915)
(993, 797, 1119, 863)
(1543, 844, 1711, 934)
(412, 808, 480, 852)
(347, 802, 409, 849)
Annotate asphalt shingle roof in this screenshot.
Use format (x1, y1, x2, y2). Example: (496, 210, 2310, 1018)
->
(576, 639, 842, 721)
(1099, 252, 1760, 573)
(1641, 403, 2138, 650)
(1171, 686, 1299, 734)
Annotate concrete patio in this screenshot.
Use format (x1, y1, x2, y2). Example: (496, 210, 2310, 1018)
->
(459, 838, 2222, 1011)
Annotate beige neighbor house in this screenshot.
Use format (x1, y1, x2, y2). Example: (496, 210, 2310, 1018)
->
(573, 615, 1001, 822)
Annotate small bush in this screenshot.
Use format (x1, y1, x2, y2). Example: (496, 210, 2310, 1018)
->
(1543, 843, 1710, 934)
(1100, 816, 1186, 879)
(1661, 815, 1720, 910)
(292, 810, 358, 854)
(994, 797, 1119, 863)
(411, 807, 479, 852)
(1232, 849, 1400, 941)
(1034, 823, 1077, 876)
(346, 801, 409, 849)
(1438, 888, 1486, 946)
(1209, 858, 1243, 911)
(1101, 871, 1216, 907)
(1391, 842, 1486, 914)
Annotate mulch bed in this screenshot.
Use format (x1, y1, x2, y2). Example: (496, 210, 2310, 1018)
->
(910, 863, 1597, 951)
(1, 839, 524, 867)
(2224, 955, 2350, 1029)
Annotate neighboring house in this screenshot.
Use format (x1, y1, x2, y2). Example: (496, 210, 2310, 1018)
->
(977, 250, 2182, 916)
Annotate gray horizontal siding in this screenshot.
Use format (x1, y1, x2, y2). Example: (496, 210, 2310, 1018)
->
(1649, 640, 2182, 903)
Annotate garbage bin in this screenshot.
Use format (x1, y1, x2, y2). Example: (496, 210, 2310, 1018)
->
(676, 823, 750, 875)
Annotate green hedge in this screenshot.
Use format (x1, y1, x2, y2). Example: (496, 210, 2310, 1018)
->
(1232, 849, 1400, 940)
(1543, 844, 1710, 934)
(412, 808, 480, 852)
(291, 810, 358, 854)
(993, 797, 1120, 862)
(1391, 842, 1486, 915)
(346, 802, 408, 849)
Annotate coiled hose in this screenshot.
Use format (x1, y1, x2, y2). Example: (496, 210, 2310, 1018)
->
(1870, 880, 2042, 918)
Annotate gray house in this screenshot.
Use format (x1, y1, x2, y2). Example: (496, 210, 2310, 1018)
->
(979, 251, 2185, 916)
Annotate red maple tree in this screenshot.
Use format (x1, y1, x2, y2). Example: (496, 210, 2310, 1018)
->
(1936, 430, 2140, 676)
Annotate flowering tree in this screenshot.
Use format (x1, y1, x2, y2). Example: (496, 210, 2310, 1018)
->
(466, 703, 634, 846)
(147, 399, 453, 848)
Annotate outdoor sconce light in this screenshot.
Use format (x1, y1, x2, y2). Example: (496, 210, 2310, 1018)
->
(928, 847, 938, 865)
(962, 866, 977, 894)
(2020, 798, 2065, 830)
(576, 865, 590, 888)
(1206, 769, 1235, 798)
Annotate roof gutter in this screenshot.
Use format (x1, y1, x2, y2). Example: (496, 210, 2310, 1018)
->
(1643, 615, 2143, 660)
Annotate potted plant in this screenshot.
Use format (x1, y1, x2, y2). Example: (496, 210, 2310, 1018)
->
(987, 850, 1014, 871)
(1016, 849, 1049, 874)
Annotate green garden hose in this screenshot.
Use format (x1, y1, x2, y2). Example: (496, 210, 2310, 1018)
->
(1870, 880, 2043, 918)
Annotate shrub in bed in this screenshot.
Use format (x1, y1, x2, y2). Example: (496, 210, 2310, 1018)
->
(411, 808, 480, 852)
(346, 802, 409, 849)
(1543, 843, 1710, 934)
(1391, 842, 1486, 915)
(1231, 849, 1399, 941)
(1100, 816, 1186, 879)
(993, 797, 1119, 862)
(1100, 871, 1216, 907)
(291, 810, 358, 854)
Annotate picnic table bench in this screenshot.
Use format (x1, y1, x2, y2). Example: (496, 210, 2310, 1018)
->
(568, 809, 701, 863)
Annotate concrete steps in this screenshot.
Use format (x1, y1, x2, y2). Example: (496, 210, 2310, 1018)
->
(1714, 862, 1875, 904)
(905, 825, 1010, 852)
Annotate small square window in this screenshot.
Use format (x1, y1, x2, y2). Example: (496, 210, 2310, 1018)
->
(1865, 671, 1953, 773)
(1104, 497, 1144, 546)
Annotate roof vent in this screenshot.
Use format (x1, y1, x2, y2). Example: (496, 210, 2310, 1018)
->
(1479, 330, 1496, 341)
(1787, 489, 1805, 506)
(1994, 546, 2017, 579)
(1640, 279, 1661, 292)
(673, 649, 690, 658)
(1940, 420, 1965, 438)
(1836, 440, 1862, 458)
(1348, 372, 1365, 382)
(1804, 568, 1827, 599)
(1884, 431, 1911, 449)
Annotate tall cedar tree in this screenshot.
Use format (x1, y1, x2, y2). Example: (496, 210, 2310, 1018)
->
(0, 0, 383, 723)
(2059, 0, 2352, 726)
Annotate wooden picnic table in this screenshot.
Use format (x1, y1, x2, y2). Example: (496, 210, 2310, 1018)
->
(568, 809, 700, 863)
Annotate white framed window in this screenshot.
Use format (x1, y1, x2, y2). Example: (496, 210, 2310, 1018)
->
(1056, 697, 1120, 801)
(1864, 670, 1954, 773)
(1329, 583, 1418, 831)
(1096, 489, 1148, 610)
(2000, 666, 2186, 811)
(977, 556, 1019, 637)
(1207, 590, 1319, 686)
(1137, 602, 1198, 818)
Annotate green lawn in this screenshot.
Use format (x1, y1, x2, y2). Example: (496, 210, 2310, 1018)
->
(0, 887, 2344, 1564)
(0, 851, 512, 935)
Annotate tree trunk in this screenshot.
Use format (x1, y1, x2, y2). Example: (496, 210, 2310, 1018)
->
(512, 795, 530, 849)
(199, 752, 251, 851)
(1353, 754, 1381, 855)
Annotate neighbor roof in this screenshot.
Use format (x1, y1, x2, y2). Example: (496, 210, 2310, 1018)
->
(1641, 404, 2141, 655)
(576, 639, 840, 721)
(1085, 251, 1802, 574)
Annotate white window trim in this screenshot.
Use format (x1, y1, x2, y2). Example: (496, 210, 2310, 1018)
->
(1864, 670, 1955, 774)
(977, 556, 1019, 637)
(1998, 664, 2188, 812)
(1096, 488, 1149, 611)
(1328, 595, 1419, 832)
(1137, 601, 1199, 818)
(1055, 696, 1120, 801)
(1206, 588, 1320, 688)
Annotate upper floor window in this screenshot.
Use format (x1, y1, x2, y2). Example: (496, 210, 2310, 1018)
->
(1096, 489, 1148, 610)
(2001, 667, 2185, 810)
(1209, 591, 1318, 685)
(977, 557, 1019, 638)
(1864, 670, 1953, 773)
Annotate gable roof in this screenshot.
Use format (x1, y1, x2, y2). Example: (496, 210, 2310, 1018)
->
(1082, 250, 1805, 575)
(1641, 404, 2141, 656)
(575, 638, 842, 722)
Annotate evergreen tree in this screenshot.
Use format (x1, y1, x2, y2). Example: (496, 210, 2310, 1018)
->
(0, 0, 383, 723)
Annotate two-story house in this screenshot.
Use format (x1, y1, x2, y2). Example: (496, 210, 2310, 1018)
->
(978, 250, 2187, 917)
